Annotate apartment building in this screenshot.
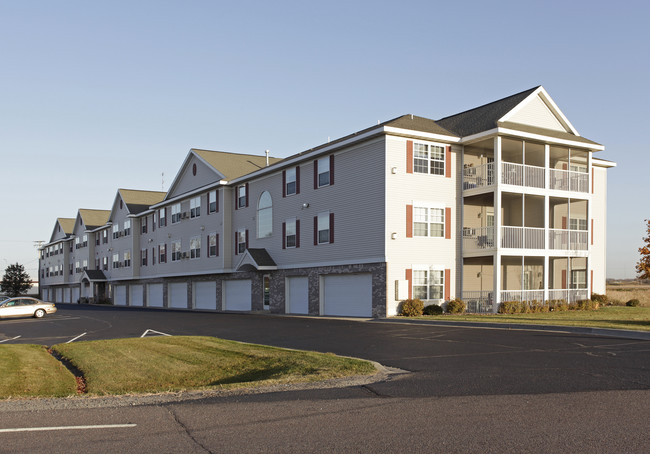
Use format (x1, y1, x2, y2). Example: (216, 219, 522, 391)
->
(39, 86, 615, 317)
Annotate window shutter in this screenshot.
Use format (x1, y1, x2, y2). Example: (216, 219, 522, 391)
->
(216, 191, 219, 212)
(216, 234, 219, 257)
(313, 216, 318, 245)
(445, 146, 452, 178)
(282, 171, 286, 198)
(329, 155, 335, 186)
(234, 232, 238, 255)
(282, 222, 286, 249)
(406, 141, 413, 174)
(296, 166, 301, 194)
(296, 219, 300, 248)
(313, 160, 318, 189)
(405, 269, 412, 299)
(406, 205, 413, 238)
(245, 183, 249, 207)
(561, 216, 567, 230)
(561, 270, 567, 288)
(445, 207, 451, 239)
(591, 219, 594, 245)
(444, 269, 451, 300)
(329, 212, 334, 244)
(245, 229, 249, 248)
(234, 190, 238, 210)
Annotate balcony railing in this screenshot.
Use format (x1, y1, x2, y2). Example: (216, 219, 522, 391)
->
(463, 162, 495, 190)
(548, 229, 588, 251)
(501, 162, 545, 189)
(462, 291, 494, 313)
(500, 290, 545, 302)
(548, 289, 589, 302)
(501, 226, 545, 249)
(463, 226, 495, 251)
(550, 169, 589, 192)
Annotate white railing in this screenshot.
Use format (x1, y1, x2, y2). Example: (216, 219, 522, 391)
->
(548, 229, 588, 250)
(500, 290, 545, 302)
(501, 162, 545, 188)
(462, 291, 494, 313)
(463, 226, 495, 250)
(548, 289, 589, 302)
(501, 226, 545, 249)
(550, 169, 589, 192)
(463, 162, 495, 190)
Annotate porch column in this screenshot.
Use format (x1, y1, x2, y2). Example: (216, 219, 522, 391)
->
(493, 136, 502, 312)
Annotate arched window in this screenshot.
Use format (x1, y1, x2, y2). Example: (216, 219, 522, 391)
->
(257, 191, 272, 238)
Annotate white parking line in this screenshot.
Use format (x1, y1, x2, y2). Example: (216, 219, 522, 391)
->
(66, 332, 87, 343)
(0, 424, 137, 433)
(0, 336, 21, 343)
(141, 329, 172, 338)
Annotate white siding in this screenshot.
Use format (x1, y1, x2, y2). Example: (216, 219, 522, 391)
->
(508, 95, 567, 132)
(591, 165, 608, 294)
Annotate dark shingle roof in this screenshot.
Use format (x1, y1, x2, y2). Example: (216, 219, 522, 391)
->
(436, 86, 540, 137)
(246, 248, 277, 267)
(498, 121, 602, 147)
(83, 270, 107, 281)
(382, 115, 458, 137)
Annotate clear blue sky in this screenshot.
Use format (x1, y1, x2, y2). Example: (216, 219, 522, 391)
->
(1, 0, 647, 279)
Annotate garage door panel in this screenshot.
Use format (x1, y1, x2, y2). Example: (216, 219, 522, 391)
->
(286, 277, 309, 314)
(147, 284, 164, 307)
(224, 280, 251, 311)
(114, 286, 126, 306)
(169, 283, 188, 309)
(130, 285, 143, 306)
(322, 274, 372, 317)
(194, 281, 216, 310)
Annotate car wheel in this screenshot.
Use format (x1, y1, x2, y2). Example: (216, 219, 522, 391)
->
(34, 309, 46, 318)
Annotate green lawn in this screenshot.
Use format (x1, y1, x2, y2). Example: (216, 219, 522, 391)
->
(51, 336, 376, 396)
(0, 344, 78, 398)
(412, 306, 650, 332)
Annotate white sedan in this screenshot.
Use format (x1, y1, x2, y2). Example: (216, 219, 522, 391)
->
(0, 297, 57, 319)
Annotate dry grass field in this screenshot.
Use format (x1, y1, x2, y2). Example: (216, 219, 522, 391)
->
(605, 282, 650, 307)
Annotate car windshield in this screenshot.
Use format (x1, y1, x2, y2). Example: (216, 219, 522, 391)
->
(0, 298, 9, 306)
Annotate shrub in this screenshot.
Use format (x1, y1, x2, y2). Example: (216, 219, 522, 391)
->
(626, 299, 641, 307)
(498, 301, 519, 314)
(446, 298, 466, 314)
(529, 300, 545, 313)
(400, 299, 424, 317)
(422, 304, 443, 315)
(547, 299, 569, 311)
(591, 293, 608, 304)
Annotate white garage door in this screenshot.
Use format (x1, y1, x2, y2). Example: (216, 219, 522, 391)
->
(64, 288, 71, 303)
(130, 285, 144, 306)
(147, 284, 164, 307)
(223, 280, 251, 311)
(168, 282, 188, 309)
(72, 287, 80, 304)
(56, 288, 63, 303)
(322, 274, 372, 317)
(286, 277, 309, 314)
(114, 286, 127, 306)
(194, 281, 216, 310)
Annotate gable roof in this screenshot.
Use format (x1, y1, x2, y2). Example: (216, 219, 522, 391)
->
(57, 218, 75, 235)
(193, 149, 284, 181)
(436, 86, 540, 137)
(78, 209, 111, 230)
(382, 114, 458, 137)
(118, 189, 166, 215)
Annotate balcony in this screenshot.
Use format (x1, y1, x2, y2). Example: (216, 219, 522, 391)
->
(501, 162, 545, 189)
(461, 289, 590, 313)
(463, 163, 494, 190)
(550, 169, 589, 192)
(548, 229, 588, 251)
(463, 226, 546, 252)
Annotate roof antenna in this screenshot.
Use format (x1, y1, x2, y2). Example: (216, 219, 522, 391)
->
(161, 172, 165, 191)
(265, 150, 270, 166)
(410, 114, 413, 120)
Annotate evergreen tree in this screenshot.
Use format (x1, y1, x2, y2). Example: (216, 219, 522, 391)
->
(637, 219, 650, 280)
(1, 263, 33, 297)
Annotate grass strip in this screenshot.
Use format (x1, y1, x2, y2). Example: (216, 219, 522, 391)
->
(0, 344, 77, 399)
(410, 306, 650, 331)
(52, 336, 376, 395)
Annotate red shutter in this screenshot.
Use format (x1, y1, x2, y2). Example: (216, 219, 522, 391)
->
(562, 162, 568, 170)
(561, 270, 567, 289)
(313, 160, 318, 189)
(562, 216, 567, 230)
(245, 183, 249, 207)
(313, 216, 318, 245)
(591, 168, 595, 194)
(216, 234, 219, 256)
(445, 207, 451, 239)
(282, 222, 286, 249)
(329, 155, 334, 186)
(406, 141, 413, 174)
(296, 166, 300, 194)
(234, 190, 238, 210)
(329, 212, 334, 244)
(591, 219, 594, 245)
(245, 229, 249, 248)
(282, 170, 286, 198)
(234, 232, 238, 255)
(296, 219, 300, 248)
(445, 145, 452, 178)
(444, 269, 451, 300)
(406, 205, 413, 238)
(405, 269, 412, 299)
(216, 191, 219, 212)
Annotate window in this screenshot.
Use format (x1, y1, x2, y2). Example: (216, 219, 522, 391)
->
(123, 251, 131, 268)
(413, 268, 444, 300)
(317, 157, 330, 187)
(414, 207, 444, 237)
(75, 237, 80, 249)
(570, 218, 587, 231)
(208, 233, 218, 257)
(123, 220, 131, 236)
(113, 224, 120, 239)
(237, 230, 247, 254)
(414, 142, 445, 175)
(141, 249, 148, 266)
(316, 212, 332, 245)
(257, 191, 273, 238)
(263, 275, 270, 309)
(190, 236, 201, 259)
(103, 256, 108, 271)
(208, 190, 218, 213)
(159, 244, 167, 263)
(571, 270, 587, 289)
(237, 185, 247, 208)
(69, 264, 73, 275)
(159, 208, 166, 227)
(284, 218, 298, 248)
(112, 254, 119, 269)
(75, 261, 80, 273)
(103, 229, 108, 244)
(171, 204, 182, 224)
(285, 167, 298, 196)
(82, 260, 88, 270)
(171, 240, 182, 262)
(141, 216, 148, 234)
(82, 234, 88, 247)
(190, 196, 201, 218)
(96, 235, 100, 246)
